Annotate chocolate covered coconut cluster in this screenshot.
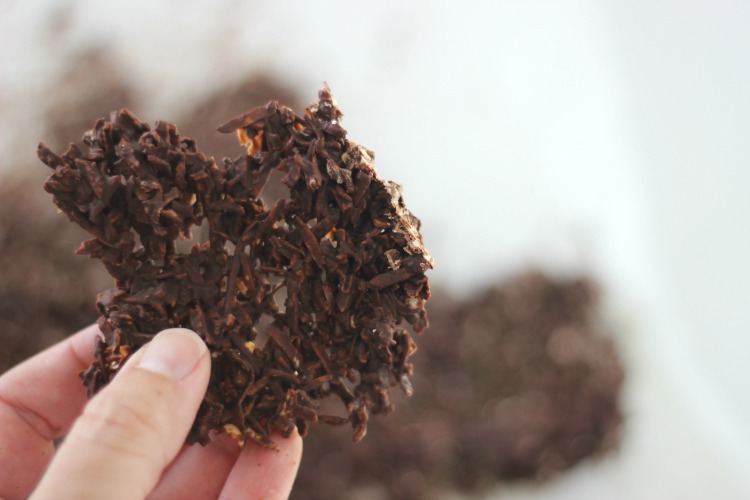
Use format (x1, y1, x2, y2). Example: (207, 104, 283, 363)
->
(38, 86, 433, 447)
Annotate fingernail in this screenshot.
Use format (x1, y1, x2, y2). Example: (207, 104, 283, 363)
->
(137, 328, 207, 381)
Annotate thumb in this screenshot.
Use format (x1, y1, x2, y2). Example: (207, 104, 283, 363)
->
(31, 328, 210, 500)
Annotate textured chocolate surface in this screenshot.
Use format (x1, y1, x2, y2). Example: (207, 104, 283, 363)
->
(39, 86, 432, 447)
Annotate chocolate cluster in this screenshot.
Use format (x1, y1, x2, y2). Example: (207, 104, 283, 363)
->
(38, 86, 433, 447)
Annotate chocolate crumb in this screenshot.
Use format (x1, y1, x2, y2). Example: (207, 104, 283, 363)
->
(39, 85, 433, 446)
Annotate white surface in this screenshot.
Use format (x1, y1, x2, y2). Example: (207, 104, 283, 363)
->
(2, 1, 749, 497)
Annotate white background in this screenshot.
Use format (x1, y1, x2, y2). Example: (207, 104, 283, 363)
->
(2, 1, 749, 498)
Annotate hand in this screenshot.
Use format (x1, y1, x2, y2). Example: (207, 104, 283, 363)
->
(0, 325, 302, 500)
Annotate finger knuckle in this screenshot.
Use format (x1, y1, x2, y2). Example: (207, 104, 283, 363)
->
(78, 386, 169, 465)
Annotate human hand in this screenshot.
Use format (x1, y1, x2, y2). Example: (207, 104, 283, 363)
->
(0, 325, 302, 500)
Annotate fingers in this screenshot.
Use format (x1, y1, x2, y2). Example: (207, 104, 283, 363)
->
(219, 430, 303, 500)
(0, 324, 98, 439)
(147, 434, 241, 500)
(149, 431, 303, 500)
(31, 328, 210, 500)
(3, 325, 303, 500)
(0, 324, 99, 499)
(0, 403, 54, 500)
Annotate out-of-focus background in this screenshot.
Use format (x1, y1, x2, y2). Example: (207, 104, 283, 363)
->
(2, 1, 749, 498)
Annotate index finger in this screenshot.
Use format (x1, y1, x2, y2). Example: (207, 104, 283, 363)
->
(0, 324, 98, 499)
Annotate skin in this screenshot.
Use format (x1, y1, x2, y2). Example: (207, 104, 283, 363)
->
(0, 325, 302, 500)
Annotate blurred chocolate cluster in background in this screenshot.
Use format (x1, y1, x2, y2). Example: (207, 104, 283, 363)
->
(293, 273, 623, 499)
(0, 175, 106, 370)
(0, 50, 623, 499)
(0, 48, 131, 371)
